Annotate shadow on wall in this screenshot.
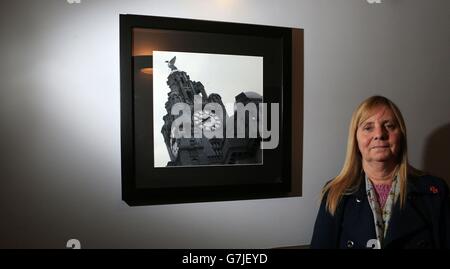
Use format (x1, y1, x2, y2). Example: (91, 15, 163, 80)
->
(423, 123, 450, 187)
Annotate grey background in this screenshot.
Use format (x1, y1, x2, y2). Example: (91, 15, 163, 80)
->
(0, 0, 449, 248)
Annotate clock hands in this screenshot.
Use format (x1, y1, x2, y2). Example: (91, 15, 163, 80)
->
(193, 111, 220, 132)
(202, 116, 211, 123)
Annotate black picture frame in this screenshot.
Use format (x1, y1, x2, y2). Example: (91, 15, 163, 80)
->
(120, 14, 303, 206)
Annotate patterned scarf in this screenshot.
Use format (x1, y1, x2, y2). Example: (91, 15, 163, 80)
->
(365, 173, 400, 249)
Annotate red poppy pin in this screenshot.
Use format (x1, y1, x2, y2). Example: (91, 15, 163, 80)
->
(430, 186, 439, 194)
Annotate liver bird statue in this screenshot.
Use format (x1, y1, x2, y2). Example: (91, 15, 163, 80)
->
(165, 56, 177, 71)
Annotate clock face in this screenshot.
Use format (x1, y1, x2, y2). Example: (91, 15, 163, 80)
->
(193, 110, 221, 131)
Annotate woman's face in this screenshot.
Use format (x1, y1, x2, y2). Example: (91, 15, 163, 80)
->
(356, 106, 402, 165)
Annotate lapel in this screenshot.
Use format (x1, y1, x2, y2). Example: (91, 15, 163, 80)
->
(343, 178, 377, 247)
(383, 176, 428, 248)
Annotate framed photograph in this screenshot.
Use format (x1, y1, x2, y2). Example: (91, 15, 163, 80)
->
(120, 14, 303, 206)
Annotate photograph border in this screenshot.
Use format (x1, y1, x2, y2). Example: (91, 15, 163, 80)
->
(120, 14, 303, 206)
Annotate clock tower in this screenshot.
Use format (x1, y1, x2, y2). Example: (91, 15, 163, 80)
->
(161, 56, 261, 167)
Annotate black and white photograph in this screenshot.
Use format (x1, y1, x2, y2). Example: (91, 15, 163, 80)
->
(121, 14, 300, 205)
(153, 51, 264, 168)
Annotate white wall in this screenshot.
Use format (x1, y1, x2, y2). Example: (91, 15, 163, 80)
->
(0, 0, 449, 248)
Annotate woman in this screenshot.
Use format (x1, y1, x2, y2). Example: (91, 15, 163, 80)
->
(311, 95, 450, 249)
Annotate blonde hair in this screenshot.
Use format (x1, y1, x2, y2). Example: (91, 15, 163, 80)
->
(323, 95, 419, 215)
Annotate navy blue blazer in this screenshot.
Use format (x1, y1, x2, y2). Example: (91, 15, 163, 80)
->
(310, 175, 450, 249)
